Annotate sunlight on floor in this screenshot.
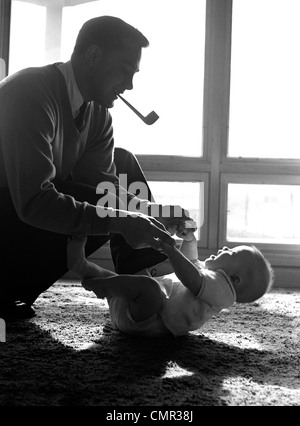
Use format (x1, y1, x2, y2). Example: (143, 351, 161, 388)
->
(161, 361, 194, 379)
(220, 377, 300, 406)
(259, 293, 300, 317)
(74, 341, 103, 351)
(35, 320, 106, 351)
(199, 332, 264, 351)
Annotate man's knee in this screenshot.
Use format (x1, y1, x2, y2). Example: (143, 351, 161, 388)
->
(114, 147, 140, 175)
(114, 147, 135, 163)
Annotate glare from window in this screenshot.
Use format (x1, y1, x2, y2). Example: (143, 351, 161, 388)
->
(62, 0, 205, 156)
(229, 0, 300, 159)
(9, 1, 46, 74)
(227, 183, 300, 244)
(9, 0, 205, 157)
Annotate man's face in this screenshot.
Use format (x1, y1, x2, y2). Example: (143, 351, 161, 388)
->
(88, 46, 142, 108)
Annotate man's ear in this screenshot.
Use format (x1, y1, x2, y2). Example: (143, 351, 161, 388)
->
(85, 44, 103, 67)
(230, 274, 240, 285)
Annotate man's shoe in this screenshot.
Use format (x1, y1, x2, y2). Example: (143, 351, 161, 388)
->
(0, 301, 36, 321)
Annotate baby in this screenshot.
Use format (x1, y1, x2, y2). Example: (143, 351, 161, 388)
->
(67, 227, 274, 338)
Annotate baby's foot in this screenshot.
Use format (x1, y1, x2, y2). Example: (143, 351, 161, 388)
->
(67, 235, 88, 272)
(176, 219, 197, 241)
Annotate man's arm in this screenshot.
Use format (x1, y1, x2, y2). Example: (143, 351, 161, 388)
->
(107, 210, 176, 251)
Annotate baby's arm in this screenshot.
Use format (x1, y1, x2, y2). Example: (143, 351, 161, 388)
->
(160, 240, 203, 296)
(178, 235, 199, 261)
(144, 222, 198, 277)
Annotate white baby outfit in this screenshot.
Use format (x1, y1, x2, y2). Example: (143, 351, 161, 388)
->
(109, 264, 236, 337)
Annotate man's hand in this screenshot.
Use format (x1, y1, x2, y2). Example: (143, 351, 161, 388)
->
(108, 210, 176, 251)
(154, 205, 197, 239)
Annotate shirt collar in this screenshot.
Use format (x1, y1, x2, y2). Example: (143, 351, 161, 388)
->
(217, 269, 237, 303)
(57, 61, 84, 118)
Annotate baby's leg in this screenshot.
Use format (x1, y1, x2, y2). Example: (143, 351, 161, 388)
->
(83, 275, 164, 322)
(67, 236, 117, 279)
(67, 235, 88, 271)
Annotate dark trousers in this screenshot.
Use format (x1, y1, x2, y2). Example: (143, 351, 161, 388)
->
(0, 148, 166, 306)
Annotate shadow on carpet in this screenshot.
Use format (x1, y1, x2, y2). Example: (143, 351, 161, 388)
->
(0, 281, 299, 406)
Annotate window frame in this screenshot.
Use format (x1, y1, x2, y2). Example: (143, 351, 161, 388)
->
(0, 0, 11, 77)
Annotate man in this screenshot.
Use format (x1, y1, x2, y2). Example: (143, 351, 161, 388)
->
(0, 16, 190, 321)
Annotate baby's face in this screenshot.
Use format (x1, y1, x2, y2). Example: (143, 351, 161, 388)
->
(204, 245, 255, 272)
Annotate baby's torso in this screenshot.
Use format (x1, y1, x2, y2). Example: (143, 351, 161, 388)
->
(157, 274, 222, 337)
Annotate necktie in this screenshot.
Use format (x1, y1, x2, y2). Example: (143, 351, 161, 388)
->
(74, 102, 88, 132)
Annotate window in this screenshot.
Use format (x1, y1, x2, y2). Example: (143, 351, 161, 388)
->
(221, 178, 300, 245)
(4, 0, 300, 286)
(229, 0, 300, 159)
(221, 0, 300, 285)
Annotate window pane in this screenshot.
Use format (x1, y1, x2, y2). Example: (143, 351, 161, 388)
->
(149, 181, 204, 240)
(227, 183, 300, 244)
(61, 0, 206, 156)
(229, 0, 300, 159)
(9, 1, 46, 74)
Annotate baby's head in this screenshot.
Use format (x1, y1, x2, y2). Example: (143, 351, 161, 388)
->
(204, 245, 274, 303)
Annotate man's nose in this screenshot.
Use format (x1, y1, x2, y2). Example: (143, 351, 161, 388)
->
(124, 76, 134, 91)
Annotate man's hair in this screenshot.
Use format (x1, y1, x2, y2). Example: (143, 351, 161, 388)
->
(73, 16, 149, 55)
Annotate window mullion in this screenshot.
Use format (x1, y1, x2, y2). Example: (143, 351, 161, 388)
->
(204, 0, 232, 250)
(0, 0, 11, 76)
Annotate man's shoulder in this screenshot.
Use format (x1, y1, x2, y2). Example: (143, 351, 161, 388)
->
(0, 65, 68, 114)
(0, 64, 63, 95)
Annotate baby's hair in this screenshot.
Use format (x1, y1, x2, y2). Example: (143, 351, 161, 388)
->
(250, 246, 275, 300)
(234, 245, 274, 304)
